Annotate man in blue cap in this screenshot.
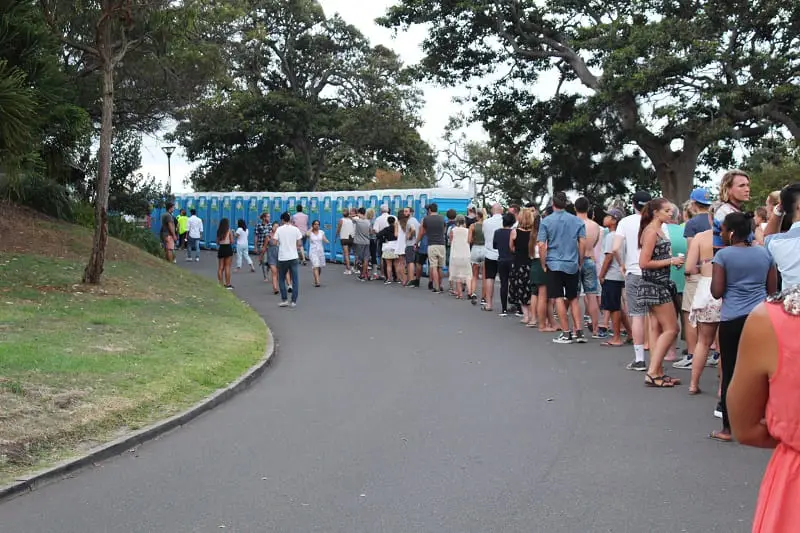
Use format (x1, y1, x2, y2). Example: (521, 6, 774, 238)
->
(672, 187, 713, 370)
(683, 188, 712, 242)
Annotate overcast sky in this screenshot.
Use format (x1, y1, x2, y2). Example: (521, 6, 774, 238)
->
(138, 0, 474, 192)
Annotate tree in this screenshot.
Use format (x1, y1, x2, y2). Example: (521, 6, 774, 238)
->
(381, 0, 800, 202)
(173, 0, 434, 192)
(742, 140, 800, 211)
(40, 0, 226, 283)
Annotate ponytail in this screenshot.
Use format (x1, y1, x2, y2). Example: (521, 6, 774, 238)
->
(529, 214, 541, 258)
(638, 198, 668, 247)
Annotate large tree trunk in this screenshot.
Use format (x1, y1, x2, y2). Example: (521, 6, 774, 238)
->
(633, 135, 700, 204)
(83, 63, 114, 284)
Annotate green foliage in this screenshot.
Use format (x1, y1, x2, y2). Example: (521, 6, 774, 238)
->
(71, 202, 163, 257)
(0, 173, 74, 220)
(381, 0, 800, 202)
(743, 141, 800, 211)
(172, 0, 434, 192)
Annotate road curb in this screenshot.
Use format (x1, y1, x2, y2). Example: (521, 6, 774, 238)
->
(0, 323, 277, 503)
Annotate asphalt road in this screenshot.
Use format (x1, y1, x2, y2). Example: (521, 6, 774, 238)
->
(1, 252, 770, 532)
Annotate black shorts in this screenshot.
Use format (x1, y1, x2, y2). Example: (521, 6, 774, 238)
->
(546, 269, 579, 300)
(416, 252, 428, 265)
(600, 280, 624, 312)
(484, 258, 498, 280)
(217, 243, 234, 258)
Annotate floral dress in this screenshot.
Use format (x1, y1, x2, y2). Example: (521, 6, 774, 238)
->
(510, 229, 532, 305)
(637, 234, 676, 307)
(308, 230, 326, 268)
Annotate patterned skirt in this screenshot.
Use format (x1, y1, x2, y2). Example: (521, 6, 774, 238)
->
(510, 259, 532, 305)
(637, 277, 676, 308)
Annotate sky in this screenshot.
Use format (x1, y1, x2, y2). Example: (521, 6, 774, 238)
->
(137, 0, 474, 193)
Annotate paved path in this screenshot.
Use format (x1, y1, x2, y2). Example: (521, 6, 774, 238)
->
(3, 253, 769, 532)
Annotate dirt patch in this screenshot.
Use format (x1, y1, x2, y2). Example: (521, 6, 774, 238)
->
(0, 202, 153, 265)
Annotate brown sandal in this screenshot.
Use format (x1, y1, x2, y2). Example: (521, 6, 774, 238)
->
(645, 375, 675, 388)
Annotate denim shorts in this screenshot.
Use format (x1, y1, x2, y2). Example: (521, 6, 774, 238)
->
(579, 258, 599, 295)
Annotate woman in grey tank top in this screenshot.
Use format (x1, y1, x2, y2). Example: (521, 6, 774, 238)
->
(468, 209, 486, 302)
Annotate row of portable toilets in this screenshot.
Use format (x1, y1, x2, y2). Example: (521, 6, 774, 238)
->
(149, 188, 472, 263)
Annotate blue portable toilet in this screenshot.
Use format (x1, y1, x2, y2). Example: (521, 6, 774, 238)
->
(319, 194, 334, 259)
(286, 195, 297, 219)
(332, 196, 345, 262)
(392, 194, 402, 216)
(221, 195, 233, 226)
(233, 195, 245, 227)
(208, 195, 221, 248)
(299, 195, 309, 219)
(381, 194, 391, 214)
(173, 195, 183, 212)
(431, 189, 471, 216)
(308, 195, 319, 221)
(356, 195, 365, 209)
(368, 195, 378, 213)
(246, 195, 259, 249)
(418, 192, 429, 216)
(271, 196, 284, 224)
(184, 196, 195, 213)
(345, 195, 355, 212)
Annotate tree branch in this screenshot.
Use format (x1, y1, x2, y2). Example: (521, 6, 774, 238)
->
(40, 0, 100, 56)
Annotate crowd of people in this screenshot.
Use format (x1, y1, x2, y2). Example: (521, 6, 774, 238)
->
(160, 173, 800, 531)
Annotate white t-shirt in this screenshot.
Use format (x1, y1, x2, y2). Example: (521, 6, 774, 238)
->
(616, 213, 670, 276)
(275, 224, 303, 261)
(235, 228, 249, 248)
(482, 214, 503, 261)
(373, 213, 390, 233)
(187, 215, 203, 239)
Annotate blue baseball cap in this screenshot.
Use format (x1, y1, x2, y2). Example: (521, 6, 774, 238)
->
(690, 188, 712, 205)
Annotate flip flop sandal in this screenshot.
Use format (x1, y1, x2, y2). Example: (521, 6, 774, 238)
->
(708, 431, 733, 443)
(601, 342, 625, 347)
(645, 374, 675, 388)
(481, 306, 494, 312)
(526, 322, 538, 328)
(688, 388, 702, 395)
(663, 375, 682, 385)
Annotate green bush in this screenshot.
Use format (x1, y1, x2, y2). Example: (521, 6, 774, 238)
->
(71, 200, 95, 228)
(0, 173, 73, 220)
(107, 215, 163, 257)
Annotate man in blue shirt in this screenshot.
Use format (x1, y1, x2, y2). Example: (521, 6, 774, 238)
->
(683, 187, 712, 243)
(537, 191, 587, 344)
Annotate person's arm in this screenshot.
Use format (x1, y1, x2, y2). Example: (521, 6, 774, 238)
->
(335, 219, 342, 242)
(416, 222, 426, 247)
(537, 221, 548, 271)
(599, 252, 612, 284)
(577, 236, 585, 269)
(766, 264, 778, 295)
(754, 225, 765, 246)
(728, 304, 779, 448)
(612, 233, 626, 274)
(322, 232, 329, 244)
(509, 228, 517, 252)
(639, 229, 681, 270)
(468, 224, 474, 246)
(685, 236, 700, 275)
(764, 207, 783, 237)
(710, 262, 726, 300)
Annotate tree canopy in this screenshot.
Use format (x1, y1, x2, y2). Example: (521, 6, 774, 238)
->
(172, 0, 435, 192)
(380, 0, 800, 202)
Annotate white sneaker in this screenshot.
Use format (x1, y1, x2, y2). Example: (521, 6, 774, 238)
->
(672, 355, 694, 369)
(344, 269, 352, 275)
(185, 257, 192, 262)
(289, 302, 296, 308)
(195, 257, 200, 262)
(279, 301, 289, 307)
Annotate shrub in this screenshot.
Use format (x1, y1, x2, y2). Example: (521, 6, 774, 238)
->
(0, 173, 73, 220)
(107, 215, 163, 257)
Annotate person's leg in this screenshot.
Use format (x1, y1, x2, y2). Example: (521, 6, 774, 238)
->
(646, 302, 679, 379)
(396, 256, 406, 284)
(717, 317, 745, 435)
(261, 255, 268, 280)
(217, 257, 224, 285)
(270, 265, 279, 292)
(690, 322, 717, 393)
(362, 249, 370, 279)
(289, 260, 299, 302)
(235, 247, 243, 270)
(581, 262, 600, 335)
(194, 237, 201, 260)
(498, 261, 510, 313)
(483, 260, 496, 309)
(470, 263, 479, 296)
(610, 311, 622, 344)
(278, 261, 288, 301)
(245, 248, 254, 269)
(343, 245, 351, 271)
(313, 267, 319, 285)
(224, 256, 232, 286)
(537, 286, 552, 331)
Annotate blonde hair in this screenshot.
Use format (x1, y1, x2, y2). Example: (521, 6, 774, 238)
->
(767, 190, 781, 209)
(517, 207, 534, 231)
(682, 199, 695, 219)
(719, 169, 750, 203)
(476, 208, 485, 220)
(365, 208, 375, 220)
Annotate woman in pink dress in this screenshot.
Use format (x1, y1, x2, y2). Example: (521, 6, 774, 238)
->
(728, 284, 800, 532)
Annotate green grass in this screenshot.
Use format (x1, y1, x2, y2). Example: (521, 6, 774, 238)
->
(0, 247, 267, 484)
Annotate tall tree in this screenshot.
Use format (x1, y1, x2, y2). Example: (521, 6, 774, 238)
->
(173, 0, 434, 192)
(40, 0, 227, 283)
(381, 0, 800, 202)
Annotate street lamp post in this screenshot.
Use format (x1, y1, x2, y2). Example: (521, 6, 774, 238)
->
(162, 146, 176, 191)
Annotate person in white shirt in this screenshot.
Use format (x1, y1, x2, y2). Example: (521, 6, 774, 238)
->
(275, 212, 303, 307)
(234, 219, 255, 272)
(186, 209, 203, 262)
(372, 204, 391, 278)
(291, 205, 309, 264)
(481, 203, 504, 310)
(404, 206, 420, 283)
(613, 191, 652, 371)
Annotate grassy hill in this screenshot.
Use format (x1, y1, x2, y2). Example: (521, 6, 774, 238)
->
(0, 203, 267, 485)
